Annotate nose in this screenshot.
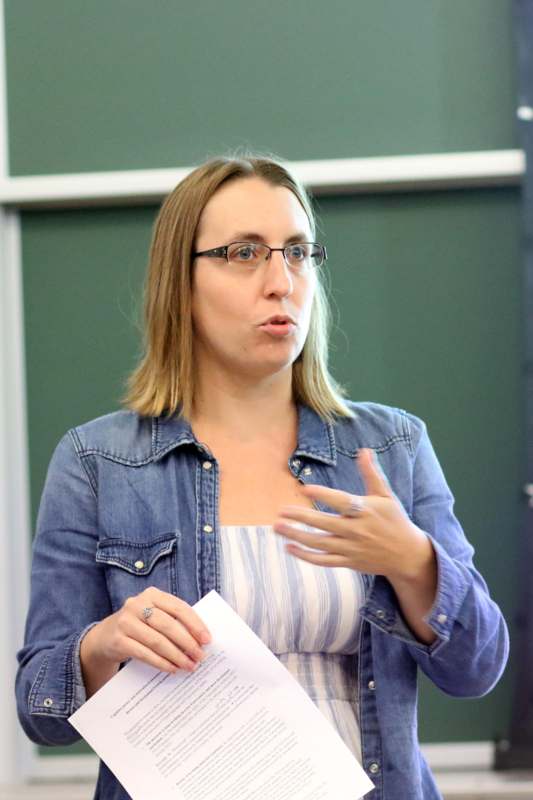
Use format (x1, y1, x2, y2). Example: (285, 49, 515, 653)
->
(262, 250, 293, 299)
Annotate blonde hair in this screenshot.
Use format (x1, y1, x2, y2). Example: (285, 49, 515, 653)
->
(124, 154, 353, 421)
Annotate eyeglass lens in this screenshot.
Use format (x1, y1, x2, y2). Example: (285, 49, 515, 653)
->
(226, 242, 324, 268)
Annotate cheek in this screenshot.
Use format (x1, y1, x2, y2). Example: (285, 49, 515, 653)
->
(192, 276, 247, 338)
(298, 276, 317, 330)
(193, 270, 227, 320)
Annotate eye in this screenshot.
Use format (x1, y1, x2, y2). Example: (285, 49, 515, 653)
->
(286, 243, 309, 262)
(229, 243, 260, 262)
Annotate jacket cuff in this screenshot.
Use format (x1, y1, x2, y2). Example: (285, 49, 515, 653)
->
(361, 535, 473, 653)
(28, 623, 98, 718)
(422, 535, 473, 649)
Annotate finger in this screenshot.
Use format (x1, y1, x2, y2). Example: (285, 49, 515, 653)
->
(298, 483, 375, 515)
(284, 544, 349, 567)
(356, 448, 392, 498)
(142, 589, 211, 645)
(124, 615, 201, 672)
(141, 607, 207, 663)
(124, 636, 190, 674)
(279, 501, 370, 528)
(343, 494, 367, 517)
(277, 505, 352, 533)
(273, 519, 352, 555)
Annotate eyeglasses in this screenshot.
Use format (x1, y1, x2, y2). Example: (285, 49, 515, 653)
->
(192, 241, 327, 272)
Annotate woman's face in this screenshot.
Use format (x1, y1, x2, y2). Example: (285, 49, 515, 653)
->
(191, 176, 316, 382)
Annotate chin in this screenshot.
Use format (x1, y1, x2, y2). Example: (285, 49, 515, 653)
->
(239, 354, 296, 380)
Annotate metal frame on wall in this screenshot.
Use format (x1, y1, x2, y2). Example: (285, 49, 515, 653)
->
(495, 0, 533, 770)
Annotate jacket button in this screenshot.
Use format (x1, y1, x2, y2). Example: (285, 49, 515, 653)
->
(437, 613, 448, 624)
(369, 762, 380, 774)
(134, 560, 144, 570)
(376, 609, 386, 620)
(368, 680, 376, 691)
(203, 525, 213, 534)
(302, 466, 312, 476)
(43, 698, 54, 708)
(202, 461, 212, 470)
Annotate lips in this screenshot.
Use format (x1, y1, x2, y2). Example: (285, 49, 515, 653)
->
(258, 315, 297, 338)
(260, 315, 296, 326)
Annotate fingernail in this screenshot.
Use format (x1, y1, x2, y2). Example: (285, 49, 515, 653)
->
(200, 631, 211, 644)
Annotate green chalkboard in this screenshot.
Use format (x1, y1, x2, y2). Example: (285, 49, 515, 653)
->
(22, 185, 522, 747)
(11, 0, 521, 760)
(6, 0, 517, 176)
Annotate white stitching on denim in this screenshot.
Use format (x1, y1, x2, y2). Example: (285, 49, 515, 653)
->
(67, 429, 98, 497)
(336, 433, 410, 459)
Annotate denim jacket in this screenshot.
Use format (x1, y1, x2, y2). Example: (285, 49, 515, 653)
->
(16, 401, 509, 800)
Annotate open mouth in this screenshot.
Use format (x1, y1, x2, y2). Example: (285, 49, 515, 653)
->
(259, 318, 296, 337)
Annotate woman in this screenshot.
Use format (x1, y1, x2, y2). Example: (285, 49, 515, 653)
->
(16, 155, 509, 800)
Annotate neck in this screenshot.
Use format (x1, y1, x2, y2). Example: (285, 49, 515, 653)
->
(190, 364, 298, 442)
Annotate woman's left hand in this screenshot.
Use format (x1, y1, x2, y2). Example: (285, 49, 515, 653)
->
(274, 448, 434, 583)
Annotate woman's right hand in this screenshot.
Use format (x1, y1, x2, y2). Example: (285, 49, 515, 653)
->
(79, 587, 211, 697)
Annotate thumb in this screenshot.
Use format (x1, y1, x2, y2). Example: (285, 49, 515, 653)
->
(356, 448, 392, 497)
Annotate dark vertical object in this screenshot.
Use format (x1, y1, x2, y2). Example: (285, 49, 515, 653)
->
(495, 0, 533, 770)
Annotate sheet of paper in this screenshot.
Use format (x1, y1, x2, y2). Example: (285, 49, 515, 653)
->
(69, 591, 374, 800)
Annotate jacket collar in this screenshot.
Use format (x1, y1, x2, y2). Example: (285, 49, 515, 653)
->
(151, 404, 337, 465)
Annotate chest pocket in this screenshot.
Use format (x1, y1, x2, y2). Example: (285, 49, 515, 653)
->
(95, 532, 179, 611)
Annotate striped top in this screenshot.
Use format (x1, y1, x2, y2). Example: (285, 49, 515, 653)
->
(219, 524, 365, 762)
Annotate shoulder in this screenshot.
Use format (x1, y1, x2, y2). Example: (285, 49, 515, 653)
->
(67, 409, 154, 465)
(332, 400, 427, 457)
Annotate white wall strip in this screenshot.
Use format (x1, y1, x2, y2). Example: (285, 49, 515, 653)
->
(31, 755, 97, 783)
(0, 208, 34, 783)
(420, 741, 493, 772)
(0, 0, 36, 784)
(0, 149, 524, 209)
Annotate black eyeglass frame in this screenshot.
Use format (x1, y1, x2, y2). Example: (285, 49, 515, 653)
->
(192, 241, 328, 268)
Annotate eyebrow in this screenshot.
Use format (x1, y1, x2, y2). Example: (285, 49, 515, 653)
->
(227, 231, 312, 244)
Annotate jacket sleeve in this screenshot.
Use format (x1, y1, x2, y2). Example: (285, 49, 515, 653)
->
(15, 431, 111, 745)
(362, 411, 510, 698)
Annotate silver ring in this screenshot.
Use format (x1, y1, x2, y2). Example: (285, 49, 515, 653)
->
(142, 606, 154, 622)
(344, 494, 365, 517)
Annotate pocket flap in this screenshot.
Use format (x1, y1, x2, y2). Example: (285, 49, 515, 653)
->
(95, 532, 177, 575)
